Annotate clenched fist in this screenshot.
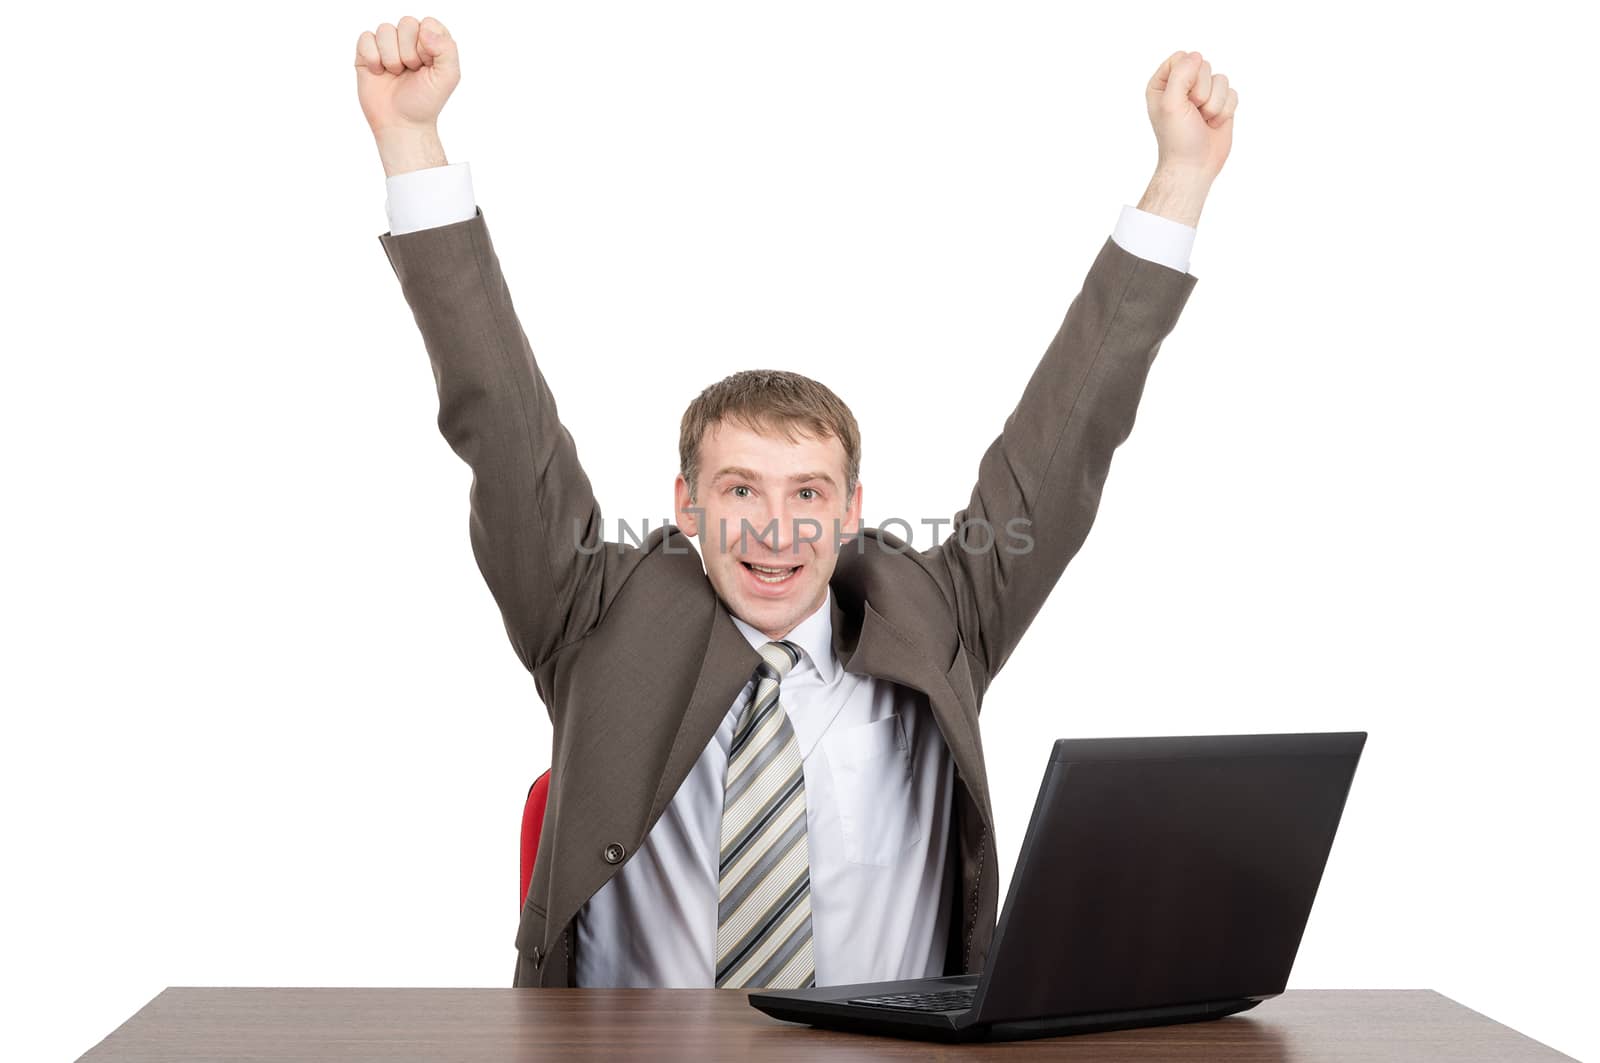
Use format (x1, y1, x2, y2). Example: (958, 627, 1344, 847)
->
(1134, 50, 1239, 228)
(1146, 51, 1238, 184)
(355, 16, 461, 177)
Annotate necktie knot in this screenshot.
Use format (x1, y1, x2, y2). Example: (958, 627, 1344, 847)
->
(756, 639, 802, 683)
(732, 639, 801, 749)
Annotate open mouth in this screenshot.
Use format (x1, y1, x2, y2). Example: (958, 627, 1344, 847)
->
(741, 561, 802, 585)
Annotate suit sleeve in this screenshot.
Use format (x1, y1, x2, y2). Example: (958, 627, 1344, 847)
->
(378, 207, 641, 673)
(926, 236, 1198, 682)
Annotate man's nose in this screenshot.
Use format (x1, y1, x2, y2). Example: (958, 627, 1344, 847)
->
(762, 501, 796, 554)
(748, 501, 807, 556)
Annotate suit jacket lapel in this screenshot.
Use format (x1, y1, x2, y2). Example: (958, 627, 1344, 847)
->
(642, 598, 761, 830)
(832, 592, 991, 821)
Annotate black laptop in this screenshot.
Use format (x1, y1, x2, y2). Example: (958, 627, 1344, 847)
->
(748, 730, 1366, 1042)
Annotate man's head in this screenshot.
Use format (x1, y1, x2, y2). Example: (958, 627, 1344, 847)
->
(674, 369, 863, 641)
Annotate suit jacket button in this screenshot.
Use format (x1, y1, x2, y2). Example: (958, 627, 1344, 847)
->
(603, 842, 626, 864)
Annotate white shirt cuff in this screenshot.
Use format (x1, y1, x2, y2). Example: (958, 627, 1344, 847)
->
(385, 161, 477, 236)
(1111, 204, 1196, 274)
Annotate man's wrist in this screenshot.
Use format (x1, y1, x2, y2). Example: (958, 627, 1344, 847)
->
(376, 125, 449, 178)
(1137, 166, 1212, 228)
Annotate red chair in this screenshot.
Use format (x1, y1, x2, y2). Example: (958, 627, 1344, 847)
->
(520, 769, 551, 908)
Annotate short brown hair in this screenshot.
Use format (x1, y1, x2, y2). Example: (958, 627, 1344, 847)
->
(679, 369, 861, 503)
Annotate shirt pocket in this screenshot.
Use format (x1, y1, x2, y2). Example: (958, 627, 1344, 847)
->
(823, 714, 919, 868)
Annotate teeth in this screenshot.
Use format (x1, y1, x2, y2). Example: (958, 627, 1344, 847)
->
(746, 562, 798, 583)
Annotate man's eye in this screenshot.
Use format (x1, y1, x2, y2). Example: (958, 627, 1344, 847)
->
(798, 488, 817, 501)
(731, 485, 751, 498)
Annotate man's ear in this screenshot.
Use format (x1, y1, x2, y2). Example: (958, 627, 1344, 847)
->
(839, 480, 864, 541)
(673, 474, 701, 537)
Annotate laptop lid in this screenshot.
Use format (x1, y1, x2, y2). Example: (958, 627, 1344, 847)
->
(969, 731, 1366, 1027)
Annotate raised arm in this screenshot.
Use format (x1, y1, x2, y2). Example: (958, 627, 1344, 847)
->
(358, 17, 641, 674)
(930, 51, 1236, 682)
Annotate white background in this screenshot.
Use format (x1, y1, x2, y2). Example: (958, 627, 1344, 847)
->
(4, 2, 1596, 1060)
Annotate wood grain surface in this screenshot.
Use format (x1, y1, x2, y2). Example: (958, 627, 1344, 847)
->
(77, 988, 1578, 1062)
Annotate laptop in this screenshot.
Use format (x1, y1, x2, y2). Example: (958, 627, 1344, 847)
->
(748, 730, 1366, 1042)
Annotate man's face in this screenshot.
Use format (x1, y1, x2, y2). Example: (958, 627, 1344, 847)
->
(674, 420, 862, 641)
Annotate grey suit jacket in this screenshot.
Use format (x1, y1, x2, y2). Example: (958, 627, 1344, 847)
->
(378, 207, 1197, 988)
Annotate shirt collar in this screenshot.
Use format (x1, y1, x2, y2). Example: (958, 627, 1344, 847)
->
(729, 587, 838, 684)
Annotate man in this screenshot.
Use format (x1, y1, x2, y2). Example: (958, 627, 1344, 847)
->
(355, 16, 1236, 990)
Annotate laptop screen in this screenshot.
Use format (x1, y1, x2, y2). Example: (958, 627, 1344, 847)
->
(973, 733, 1365, 1025)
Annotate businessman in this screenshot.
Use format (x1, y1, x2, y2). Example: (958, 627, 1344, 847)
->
(356, 17, 1236, 990)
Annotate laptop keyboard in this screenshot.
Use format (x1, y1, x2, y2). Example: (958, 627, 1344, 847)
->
(847, 987, 976, 1012)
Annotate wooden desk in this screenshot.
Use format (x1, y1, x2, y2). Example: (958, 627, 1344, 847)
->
(78, 988, 1576, 1061)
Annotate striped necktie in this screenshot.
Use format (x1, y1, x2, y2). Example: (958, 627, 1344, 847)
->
(715, 639, 816, 989)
